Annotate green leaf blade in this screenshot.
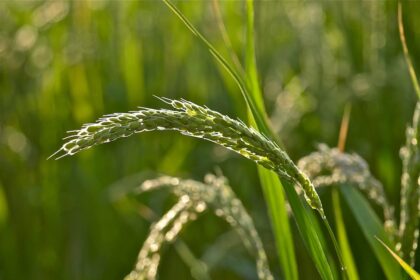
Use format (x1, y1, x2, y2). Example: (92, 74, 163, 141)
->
(258, 167, 298, 280)
(284, 181, 335, 280)
(332, 189, 360, 280)
(243, 2, 334, 278)
(376, 237, 420, 280)
(340, 186, 402, 280)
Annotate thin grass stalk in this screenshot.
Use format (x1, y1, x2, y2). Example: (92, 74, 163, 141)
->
(398, 2, 420, 99)
(333, 103, 360, 280)
(172, 241, 211, 280)
(210, 0, 245, 78)
(161, 0, 271, 137)
(245, 0, 265, 114)
(332, 189, 360, 280)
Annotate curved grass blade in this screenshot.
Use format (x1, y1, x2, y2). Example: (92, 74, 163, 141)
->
(210, 0, 245, 78)
(258, 167, 298, 280)
(245, 0, 265, 115)
(376, 237, 420, 280)
(332, 189, 360, 280)
(398, 2, 420, 99)
(340, 186, 402, 280)
(283, 180, 334, 280)
(243, 1, 340, 278)
(161, 0, 271, 137)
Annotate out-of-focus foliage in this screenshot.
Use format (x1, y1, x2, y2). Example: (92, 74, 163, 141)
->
(1, 1, 420, 279)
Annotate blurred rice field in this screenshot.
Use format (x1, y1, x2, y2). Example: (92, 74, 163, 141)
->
(0, 1, 420, 279)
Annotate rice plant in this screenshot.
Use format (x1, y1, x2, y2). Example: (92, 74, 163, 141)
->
(52, 92, 420, 278)
(47, 1, 420, 279)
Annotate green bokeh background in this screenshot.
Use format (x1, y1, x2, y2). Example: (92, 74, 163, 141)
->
(1, 1, 419, 279)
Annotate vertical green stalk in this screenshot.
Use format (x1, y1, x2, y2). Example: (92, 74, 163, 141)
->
(162, 1, 336, 278)
(258, 167, 298, 280)
(398, 2, 420, 99)
(245, 0, 266, 114)
(341, 186, 402, 280)
(244, 1, 336, 279)
(244, 1, 298, 279)
(332, 189, 360, 280)
(283, 181, 334, 280)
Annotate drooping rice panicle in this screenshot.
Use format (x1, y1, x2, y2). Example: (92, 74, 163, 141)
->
(398, 102, 420, 266)
(53, 97, 324, 217)
(298, 144, 395, 234)
(125, 196, 201, 280)
(128, 174, 274, 280)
